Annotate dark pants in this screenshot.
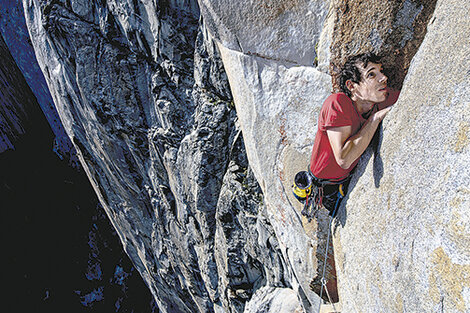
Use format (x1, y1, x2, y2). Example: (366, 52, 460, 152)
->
(313, 176, 351, 217)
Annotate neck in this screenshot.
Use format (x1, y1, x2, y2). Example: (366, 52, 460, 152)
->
(351, 97, 375, 115)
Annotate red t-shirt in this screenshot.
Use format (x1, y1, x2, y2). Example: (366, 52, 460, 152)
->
(309, 89, 400, 180)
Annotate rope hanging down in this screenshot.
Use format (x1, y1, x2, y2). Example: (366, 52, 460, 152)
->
(316, 192, 342, 313)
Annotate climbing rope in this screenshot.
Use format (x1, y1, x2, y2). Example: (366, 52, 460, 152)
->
(316, 192, 342, 313)
(321, 277, 336, 310)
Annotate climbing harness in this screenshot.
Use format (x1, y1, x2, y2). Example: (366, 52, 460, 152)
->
(292, 170, 348, 221)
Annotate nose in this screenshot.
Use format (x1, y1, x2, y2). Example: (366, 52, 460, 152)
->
(379, 72, 388, 83)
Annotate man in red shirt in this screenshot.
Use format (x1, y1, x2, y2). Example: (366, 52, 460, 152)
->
(308, 52, 399, 217)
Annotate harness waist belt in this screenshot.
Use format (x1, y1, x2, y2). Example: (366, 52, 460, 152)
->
(308, 169, 351, 186)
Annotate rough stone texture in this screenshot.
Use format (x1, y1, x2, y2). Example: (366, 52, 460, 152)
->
(217, 43, 332, 311)
(198, 0, 330, 66)
(244, 286, 303, 313)
(329, 0, 437, 91)
(334, 0, 470, 311)
(214, 134, 288, 312)
(209, 0, 437, 311)
(23, 0, 287, 312)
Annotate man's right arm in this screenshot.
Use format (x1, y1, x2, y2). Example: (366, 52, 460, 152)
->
(326, 106, 392, 169)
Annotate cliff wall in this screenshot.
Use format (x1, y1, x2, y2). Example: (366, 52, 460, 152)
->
(334, 1, 470, 311)
(23, 0, 287, 312)
(22, 0, 470, 312)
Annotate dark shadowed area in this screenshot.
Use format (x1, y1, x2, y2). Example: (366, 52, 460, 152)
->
(0, 32, 157, 313)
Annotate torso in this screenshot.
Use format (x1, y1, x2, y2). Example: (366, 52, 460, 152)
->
(309, 90, 399, 180)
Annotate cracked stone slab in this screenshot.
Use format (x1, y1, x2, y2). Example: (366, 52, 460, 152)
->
(198, 0, 330, 66)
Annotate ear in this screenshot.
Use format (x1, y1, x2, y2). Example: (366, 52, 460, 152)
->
(345, 80, 355, 92)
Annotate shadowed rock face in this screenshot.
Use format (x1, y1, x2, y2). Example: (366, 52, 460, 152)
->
(0, 34, 52, 153)
(0, 32, 156, 313)
(23, 0, 470, 312)
(23, 0, 287, 312)
(0, 0, 76, 163)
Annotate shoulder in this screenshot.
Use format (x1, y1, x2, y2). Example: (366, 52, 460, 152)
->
(320, 93, 355, 128)
(322, 92, 354, 113)
(325, 92, 352, 105)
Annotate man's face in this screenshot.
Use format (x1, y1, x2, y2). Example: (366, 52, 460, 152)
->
(350, 62, 388, 108)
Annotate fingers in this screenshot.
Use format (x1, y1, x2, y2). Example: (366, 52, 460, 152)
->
(373, 106, 392, 122)
(381, 106, 392, 117)
(381, 106, 392, 114)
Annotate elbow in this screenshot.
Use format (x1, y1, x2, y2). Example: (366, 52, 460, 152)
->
(336, 158, 351, 169)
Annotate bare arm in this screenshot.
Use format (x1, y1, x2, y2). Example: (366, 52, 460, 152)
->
(326, 106, 392, 169)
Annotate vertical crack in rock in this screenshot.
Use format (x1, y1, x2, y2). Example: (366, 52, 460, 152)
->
(330, 1, 470, 312)
(312, 1, 439, 306)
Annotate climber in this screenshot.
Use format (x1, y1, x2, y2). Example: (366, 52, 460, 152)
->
(305, 52, 400, 308)
(307, 52, 400, 218)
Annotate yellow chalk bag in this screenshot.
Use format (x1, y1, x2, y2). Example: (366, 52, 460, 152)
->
(292, 171, 313, 201)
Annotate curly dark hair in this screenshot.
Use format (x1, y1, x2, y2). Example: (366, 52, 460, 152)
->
(338, 52, 382, 97)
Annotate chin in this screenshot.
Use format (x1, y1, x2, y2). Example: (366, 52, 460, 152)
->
(376, 94, 387, 103)
(381, 90, 389, 100)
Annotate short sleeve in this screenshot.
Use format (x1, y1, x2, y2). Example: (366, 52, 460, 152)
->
(320, 93, 353, 130)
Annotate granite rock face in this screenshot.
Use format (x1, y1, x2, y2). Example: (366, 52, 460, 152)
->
(23, 0, 469, 312)
(334, 1, 470, 311)
(203, 0, 439, 311)
(198, 0, 329, 66)
(217, 45, 331, 311)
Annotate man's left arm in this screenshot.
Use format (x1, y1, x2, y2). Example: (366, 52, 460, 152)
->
(327, 106, 392, 169)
